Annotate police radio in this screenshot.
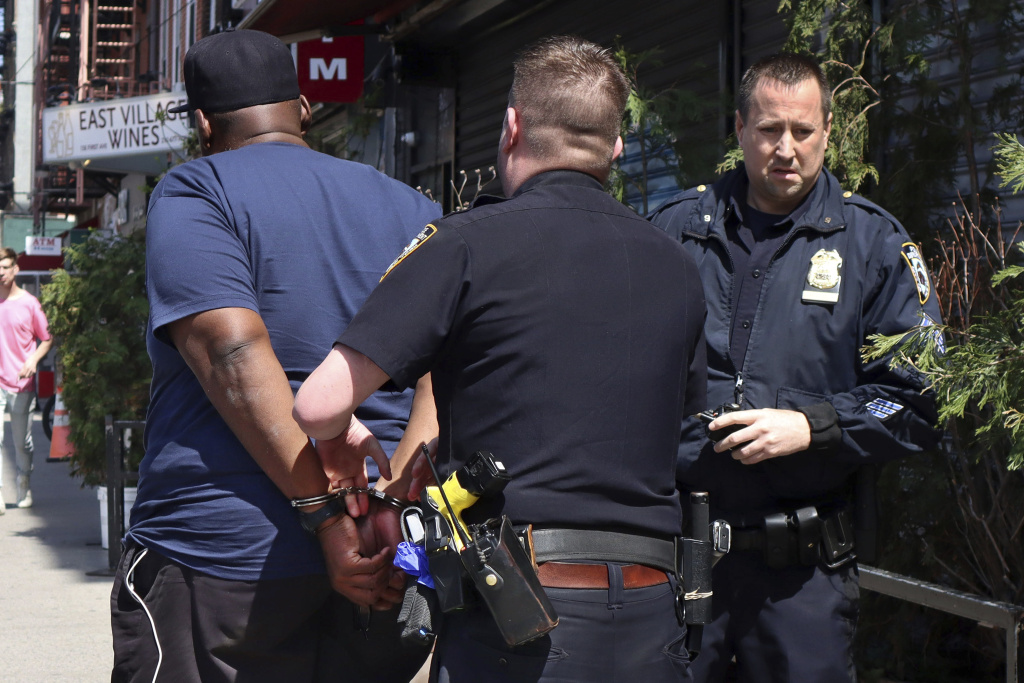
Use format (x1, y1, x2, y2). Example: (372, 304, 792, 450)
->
(421, 450, 558, 647)
(695, 402, 747, 443)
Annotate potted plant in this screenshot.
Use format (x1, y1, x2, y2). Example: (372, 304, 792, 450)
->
(39, 229, 149, 488)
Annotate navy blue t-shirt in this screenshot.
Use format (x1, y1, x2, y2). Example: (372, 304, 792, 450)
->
(131, 142, 440, 580)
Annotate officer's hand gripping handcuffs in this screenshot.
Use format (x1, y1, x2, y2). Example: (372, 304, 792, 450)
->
(291, 486, 410, 535)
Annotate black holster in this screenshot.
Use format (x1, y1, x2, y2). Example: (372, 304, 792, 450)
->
(461, 517, 558, 647)
(762, 505, 856, 570)
(421, 510, 558, 647)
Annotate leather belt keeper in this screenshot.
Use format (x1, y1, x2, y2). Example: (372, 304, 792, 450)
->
(537, 562, 668, 589)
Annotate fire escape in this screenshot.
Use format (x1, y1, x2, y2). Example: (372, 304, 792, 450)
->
(90, 0, 139, 99)
(37, 0, 83, 220)
(36, 0, 146, 225)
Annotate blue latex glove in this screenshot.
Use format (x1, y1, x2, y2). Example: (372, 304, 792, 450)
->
(394, 541, 435, 589)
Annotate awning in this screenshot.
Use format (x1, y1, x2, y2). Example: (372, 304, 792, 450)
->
(238, 0, 420, 43)
(17, 254, 64, 271)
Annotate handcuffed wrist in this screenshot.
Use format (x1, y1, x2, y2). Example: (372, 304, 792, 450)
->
(297, 497, 347, 535)
(313, 511, 348, 537)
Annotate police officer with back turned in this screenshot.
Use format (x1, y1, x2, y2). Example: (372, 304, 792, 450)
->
(295, 35, 708, 683)
(650, 52, 943, 682)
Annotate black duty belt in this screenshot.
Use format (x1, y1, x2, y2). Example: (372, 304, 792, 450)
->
(529, 528, 676, 573)
(730, 528, 766, 552)
(724, 505, 856, 570)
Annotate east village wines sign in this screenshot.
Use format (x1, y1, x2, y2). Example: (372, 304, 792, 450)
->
(42, 93, 190, 168)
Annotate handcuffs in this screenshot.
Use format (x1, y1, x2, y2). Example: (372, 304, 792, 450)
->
(292, 486, 412, 535)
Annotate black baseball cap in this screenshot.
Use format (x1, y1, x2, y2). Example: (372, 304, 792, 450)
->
(167, 29, 300, 114)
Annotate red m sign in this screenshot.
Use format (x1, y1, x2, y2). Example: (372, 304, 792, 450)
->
(296, 34, 365, 104)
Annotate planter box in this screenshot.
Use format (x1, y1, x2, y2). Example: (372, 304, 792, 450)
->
(97, 486, 136, 550)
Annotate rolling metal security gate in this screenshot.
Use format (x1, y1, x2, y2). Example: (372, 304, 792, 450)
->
(450, 0, 757, 206)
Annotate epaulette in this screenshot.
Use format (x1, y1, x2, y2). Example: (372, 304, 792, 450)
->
(431, 193, 506, 222)
(648, 183, 711, 220)
(436, 194, 505, 221)
(435, 194, 513, 229)
(841, 190, 909, 236)
(469, 193, 505, 208)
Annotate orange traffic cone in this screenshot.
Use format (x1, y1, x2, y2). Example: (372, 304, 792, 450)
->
(48, 386, 73, 461)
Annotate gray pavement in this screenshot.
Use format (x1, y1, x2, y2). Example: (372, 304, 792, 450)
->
(0, 412, 114, 682)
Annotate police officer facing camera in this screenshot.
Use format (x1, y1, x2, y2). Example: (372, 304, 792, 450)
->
(295, 35, 708, 682)
(650, 53, 944, 682)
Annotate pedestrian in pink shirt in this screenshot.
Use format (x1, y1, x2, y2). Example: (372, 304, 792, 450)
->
(0, 247, 52, 512)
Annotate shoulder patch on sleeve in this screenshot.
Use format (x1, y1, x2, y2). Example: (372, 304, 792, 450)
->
(900, 242, 931, 304)
(865, 398, 904, 421)
(381, 224, 437, 282)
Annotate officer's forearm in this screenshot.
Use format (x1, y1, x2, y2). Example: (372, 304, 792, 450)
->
(294, 344, 390, 440)
(378, 373, 438, 500)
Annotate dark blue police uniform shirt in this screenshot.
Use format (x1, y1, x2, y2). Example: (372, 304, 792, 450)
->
(340, 170, 707, 539)
(651, 166, 943, 515)
(133, 142, 440, 581)
(726, 193, 807, 371)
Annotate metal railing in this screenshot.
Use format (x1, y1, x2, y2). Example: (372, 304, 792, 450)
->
(860, 564, 1023, 682)
(103, 416, 142, 571)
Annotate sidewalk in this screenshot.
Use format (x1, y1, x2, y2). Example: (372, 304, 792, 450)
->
(0, 412, 113, 681)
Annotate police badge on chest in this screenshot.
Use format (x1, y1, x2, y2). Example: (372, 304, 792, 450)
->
(802, 249, 842, 304)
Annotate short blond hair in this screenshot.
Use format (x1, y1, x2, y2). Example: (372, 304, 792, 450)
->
(510, 36, 629, 174)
